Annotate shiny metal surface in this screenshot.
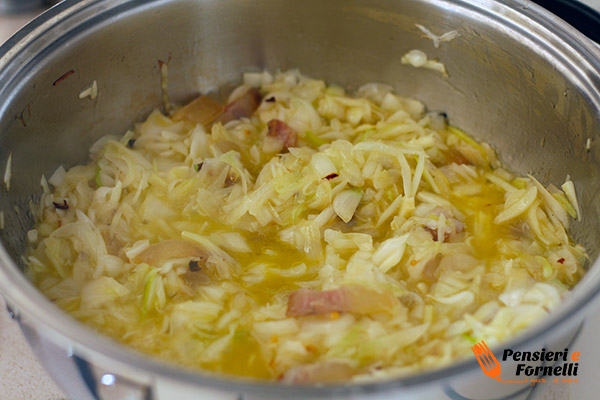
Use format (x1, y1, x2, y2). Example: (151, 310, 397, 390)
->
(0, 0, 600, 399)
(0, 0, 45, 13)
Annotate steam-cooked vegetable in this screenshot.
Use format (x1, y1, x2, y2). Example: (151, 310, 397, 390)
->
(401, 49, 448, 77)
(333, 189, 362, 223)
(171, 95, 223, 126)
(415, 24, 458, 48)
(79, 80, 98, 100)
(133, 240, 207, 266)
(27, 70, 585, 383)
(3, 152, 11, 191)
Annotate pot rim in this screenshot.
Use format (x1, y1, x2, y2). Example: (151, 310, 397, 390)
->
(1, 0, 600, 397)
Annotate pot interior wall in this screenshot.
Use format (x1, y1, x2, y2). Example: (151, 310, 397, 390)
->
(1, 0, 599, 273)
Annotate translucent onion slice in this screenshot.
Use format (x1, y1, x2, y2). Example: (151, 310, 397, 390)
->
(134, 239, 207, 266)
(171, 96, 224, 126)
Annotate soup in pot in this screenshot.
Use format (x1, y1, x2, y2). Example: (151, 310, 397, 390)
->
(26, 70, 585, 382)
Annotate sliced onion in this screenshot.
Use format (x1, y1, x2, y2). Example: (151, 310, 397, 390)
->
(134, 239, 207, 266)
(171, 95, 224, 126)
(333, 189, 362, 223)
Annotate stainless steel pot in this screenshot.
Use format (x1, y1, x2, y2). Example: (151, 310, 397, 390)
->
(1, 0, 600, 399)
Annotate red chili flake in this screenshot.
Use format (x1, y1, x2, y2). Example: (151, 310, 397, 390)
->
(193, 162, 204, 172)
(557, 258, 565, 264)
(52, 69, 75, 86)
(53, 200, 69, 210)
(324, 173, 339, 180)
(57, 219, 62, 227)
(305, 344, 318, 352)
(265, 96, 276, 103)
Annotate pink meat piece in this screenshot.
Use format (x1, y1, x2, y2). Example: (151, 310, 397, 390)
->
(286, 285, 397, 317)
(213, 88, 262, 125)
(267, 119, 298, 150)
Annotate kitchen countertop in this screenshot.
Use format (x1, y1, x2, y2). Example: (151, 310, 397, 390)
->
(1, 1, 600, 399)
(0, 9, 65, 400)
